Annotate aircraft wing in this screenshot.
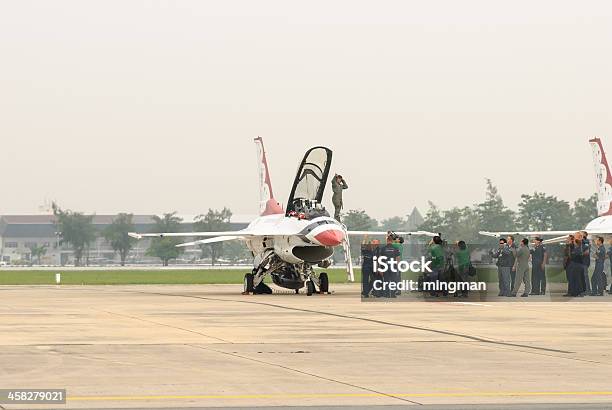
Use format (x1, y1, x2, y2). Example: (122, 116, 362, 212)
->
(347, 230, 438, 237)
(176, 236, 243, 248)
(479, 230, 578, 238)
(128, 231, 250, 239)
(480, 230, 612, 243)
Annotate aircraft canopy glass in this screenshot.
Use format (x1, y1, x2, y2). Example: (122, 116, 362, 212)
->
(286, 147, 332, 213)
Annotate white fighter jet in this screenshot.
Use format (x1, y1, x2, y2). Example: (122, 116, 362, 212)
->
(130, 137, 436, 295)
(479, 137, 612, 243)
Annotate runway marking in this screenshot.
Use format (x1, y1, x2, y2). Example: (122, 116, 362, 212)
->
(66, 390, 612, 401)
(93, 294, 418, 404)
(186, 343, 422, 405)
(456, 339, 605, 365)
(94, 308, 232, 343)
(133, 290, 574, 354)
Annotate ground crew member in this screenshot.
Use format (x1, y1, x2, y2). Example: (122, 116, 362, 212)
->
(607, 239, 612, 294)
(331, 174, 348, 222)
(491, 238, 505, 296)
(581, 231, 591, 295)
(511, 238, 531, 297)
(591, 236, 606, 296)
(491, 238, 512, 297)
(360, 236, 378, 298)
(530, 237, 548, 295)
(566, 236, 584, 297)
(563, 235, 574, 296)
(428, 236, 445, 297)
(389, 233, 404, 259)
(390, 233, 404, 295)
(378, 236, 400, 298)
(455, 240, 470, 298)
(575, 232, 586, 294)
(507, 235, 517, 290)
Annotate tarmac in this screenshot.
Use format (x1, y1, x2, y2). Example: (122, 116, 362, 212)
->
(1, 283, 612, 409)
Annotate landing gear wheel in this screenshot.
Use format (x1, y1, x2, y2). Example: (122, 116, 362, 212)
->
(243, 273, 254, 294)
(295, 289, 299, 294)
(306, 280, 316, 296)
(319, 272, 329, 294)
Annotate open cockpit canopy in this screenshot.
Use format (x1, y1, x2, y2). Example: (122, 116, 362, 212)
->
(286, 146, 333, 214)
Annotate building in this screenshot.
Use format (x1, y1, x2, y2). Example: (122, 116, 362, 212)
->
(406, 207, 424, 231)
(0, 215, 250, 265)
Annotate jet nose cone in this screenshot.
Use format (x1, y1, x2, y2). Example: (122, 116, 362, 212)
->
(314, 229, 344, 246)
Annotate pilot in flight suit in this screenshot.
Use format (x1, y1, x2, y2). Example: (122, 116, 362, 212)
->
(331, 174, 348, 222)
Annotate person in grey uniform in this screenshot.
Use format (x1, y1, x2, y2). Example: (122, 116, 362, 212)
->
(507, 235, 517, 290)
(491, 238, 513, 297)
(591, 236, 606, 296)
(331, 174, 348, 222)
(530, 237, 548, 295)
(511, 238, 531, 297)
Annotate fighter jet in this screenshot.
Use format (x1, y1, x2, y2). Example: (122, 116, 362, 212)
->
(130, 138, 436, 295)
(480, 137, 612, 243)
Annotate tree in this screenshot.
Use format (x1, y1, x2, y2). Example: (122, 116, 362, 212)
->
(420, 180, 513, 245)
(28, 244, 47, 266)
(342, 209, 378, 262)
(343, 209, 378, 231)
(419, 203, 479, 243)
(103, 213, 136, 266)
(194, 208, 232, 265)
(223, 239, 252, 263)
(146, 212, 183, 266)
(52, 203, 96, 266)
(516, 192, 573, 231)
(573, 193, 598, 227)
(440, 206, 480, 243)
(418, 201, 445, 234)
(379, 216, 407, 232)
(474, 179, 515, 233)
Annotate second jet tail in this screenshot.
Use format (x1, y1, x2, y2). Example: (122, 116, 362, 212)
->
(589, 137, 612, 216)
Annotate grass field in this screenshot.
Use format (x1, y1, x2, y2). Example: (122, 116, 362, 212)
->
(0, 266, 570, 285)
(0, 268, 357, 285)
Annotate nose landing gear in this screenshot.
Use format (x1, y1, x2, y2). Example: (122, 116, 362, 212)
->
(306, 280, 316, 296)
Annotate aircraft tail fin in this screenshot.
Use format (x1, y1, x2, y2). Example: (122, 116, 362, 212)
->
(254, 137, 284, 216)
(589, 137, 612, 216)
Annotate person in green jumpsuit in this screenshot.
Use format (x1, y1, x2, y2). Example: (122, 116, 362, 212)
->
(455, 240, 471, 297)
(428, 236, 445, 296)
(331, 174, 348, 222)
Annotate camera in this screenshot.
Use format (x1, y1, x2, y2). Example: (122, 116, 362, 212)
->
(387, 231, 405, 244)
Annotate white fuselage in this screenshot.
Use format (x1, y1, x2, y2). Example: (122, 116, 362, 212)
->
(585, 215, 612, 232)
(242, 214, 345, 265)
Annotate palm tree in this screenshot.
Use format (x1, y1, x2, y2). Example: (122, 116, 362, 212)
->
(28, 244, 47, 266)
(103, 213, 136, 266)
(146, 212, 183, 266)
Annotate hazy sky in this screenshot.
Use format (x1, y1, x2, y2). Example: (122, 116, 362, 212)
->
(1, 0, 611, 220)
